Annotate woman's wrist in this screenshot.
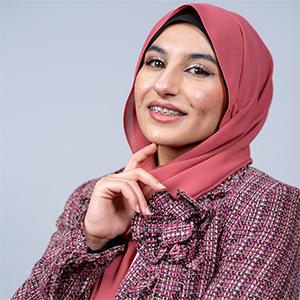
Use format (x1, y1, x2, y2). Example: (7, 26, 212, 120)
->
(84, 232, 110, 251)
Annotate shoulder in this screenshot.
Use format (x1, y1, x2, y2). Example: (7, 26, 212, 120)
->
(225, 166, 300, 233)
(231, 166, 300, 202)
(221, 167, 300, 258)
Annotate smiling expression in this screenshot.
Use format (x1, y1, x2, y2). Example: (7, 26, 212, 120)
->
(134, 23, 227, 152)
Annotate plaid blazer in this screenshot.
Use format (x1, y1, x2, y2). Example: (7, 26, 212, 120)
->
(13, 166, 300, 299)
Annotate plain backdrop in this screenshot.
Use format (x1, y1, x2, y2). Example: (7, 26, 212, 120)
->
(1, 0, 300, 299)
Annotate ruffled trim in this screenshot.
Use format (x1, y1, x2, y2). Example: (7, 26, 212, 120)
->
(132, 189, 215, 266)
(116, 166, 250, 298)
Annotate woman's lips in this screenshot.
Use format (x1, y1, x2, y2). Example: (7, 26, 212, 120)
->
(146, 101, 187, 123)
(148, 101, 186, 114)
(148, 106, 186, 123)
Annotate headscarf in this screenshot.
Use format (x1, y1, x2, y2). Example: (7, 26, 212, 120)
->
(91, 3, 273, 299)
(124, 3, 273, 200)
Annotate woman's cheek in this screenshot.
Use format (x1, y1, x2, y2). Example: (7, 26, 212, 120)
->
(187, 88, 207, 112)
(134, 85, 147, 107)
(133, 78, 142, 106)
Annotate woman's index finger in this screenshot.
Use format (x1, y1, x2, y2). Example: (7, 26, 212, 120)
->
(124, 143, 157, 171)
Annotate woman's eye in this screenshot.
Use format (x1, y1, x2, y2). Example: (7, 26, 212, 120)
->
(186, 65, 213, 77)
(144, 58, 165, 68)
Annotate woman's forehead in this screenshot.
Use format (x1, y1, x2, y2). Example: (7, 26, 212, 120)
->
(147, 23, 216, 58)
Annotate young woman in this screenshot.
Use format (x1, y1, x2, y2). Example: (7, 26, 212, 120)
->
(13, 3, 300, 299)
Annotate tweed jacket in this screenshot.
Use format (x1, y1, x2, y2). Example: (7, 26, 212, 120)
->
(13, 166, 300, 299)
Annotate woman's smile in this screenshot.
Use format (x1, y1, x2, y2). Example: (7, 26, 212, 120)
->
(147, 100, 187, 123)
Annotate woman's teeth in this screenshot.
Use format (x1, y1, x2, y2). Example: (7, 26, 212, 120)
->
(149, 106, 185, 116)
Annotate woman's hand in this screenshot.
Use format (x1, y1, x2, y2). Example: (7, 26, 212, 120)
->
(84, 143, 166, 250)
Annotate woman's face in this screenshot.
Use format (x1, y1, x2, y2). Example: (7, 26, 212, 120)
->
(134, 23, 227, 150)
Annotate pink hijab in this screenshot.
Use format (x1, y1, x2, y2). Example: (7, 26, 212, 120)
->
(92, 2, 273, 299)
(124, 3, 273, 200)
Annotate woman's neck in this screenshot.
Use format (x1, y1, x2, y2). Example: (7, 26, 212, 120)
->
(156, 143, 197, 166)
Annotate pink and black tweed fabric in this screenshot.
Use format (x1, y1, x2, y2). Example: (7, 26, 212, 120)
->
(13, 166, 300, 299)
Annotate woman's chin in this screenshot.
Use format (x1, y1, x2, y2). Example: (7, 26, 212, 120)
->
(145, 135, 179, 147)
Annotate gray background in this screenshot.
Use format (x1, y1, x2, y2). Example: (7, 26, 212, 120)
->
(1, 0, 300, 299)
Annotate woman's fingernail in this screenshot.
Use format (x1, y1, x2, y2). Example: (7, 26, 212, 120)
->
(158, 183, 166, 190)
(135, 205, 141, 213)
(145, 206, 153, 215)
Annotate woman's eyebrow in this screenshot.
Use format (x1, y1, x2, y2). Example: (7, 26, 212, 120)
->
(188, 53, 217, 65)
(146, 44, 217, 65)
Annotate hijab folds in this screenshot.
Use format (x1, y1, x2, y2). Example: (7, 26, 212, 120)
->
(124, 2, 273, 200)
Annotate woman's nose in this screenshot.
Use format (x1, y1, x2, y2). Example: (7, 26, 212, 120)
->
(153, 67, 180, 97)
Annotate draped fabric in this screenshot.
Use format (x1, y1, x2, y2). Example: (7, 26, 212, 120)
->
(124, 2, 273, 200)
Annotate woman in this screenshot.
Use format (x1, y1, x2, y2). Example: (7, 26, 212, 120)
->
(13, 3, 300, 299)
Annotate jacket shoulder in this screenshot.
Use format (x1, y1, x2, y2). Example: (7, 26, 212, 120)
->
(225, 166, 300, 235)
(244, 166, 300, 199)
(222, 166, 300, 254)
